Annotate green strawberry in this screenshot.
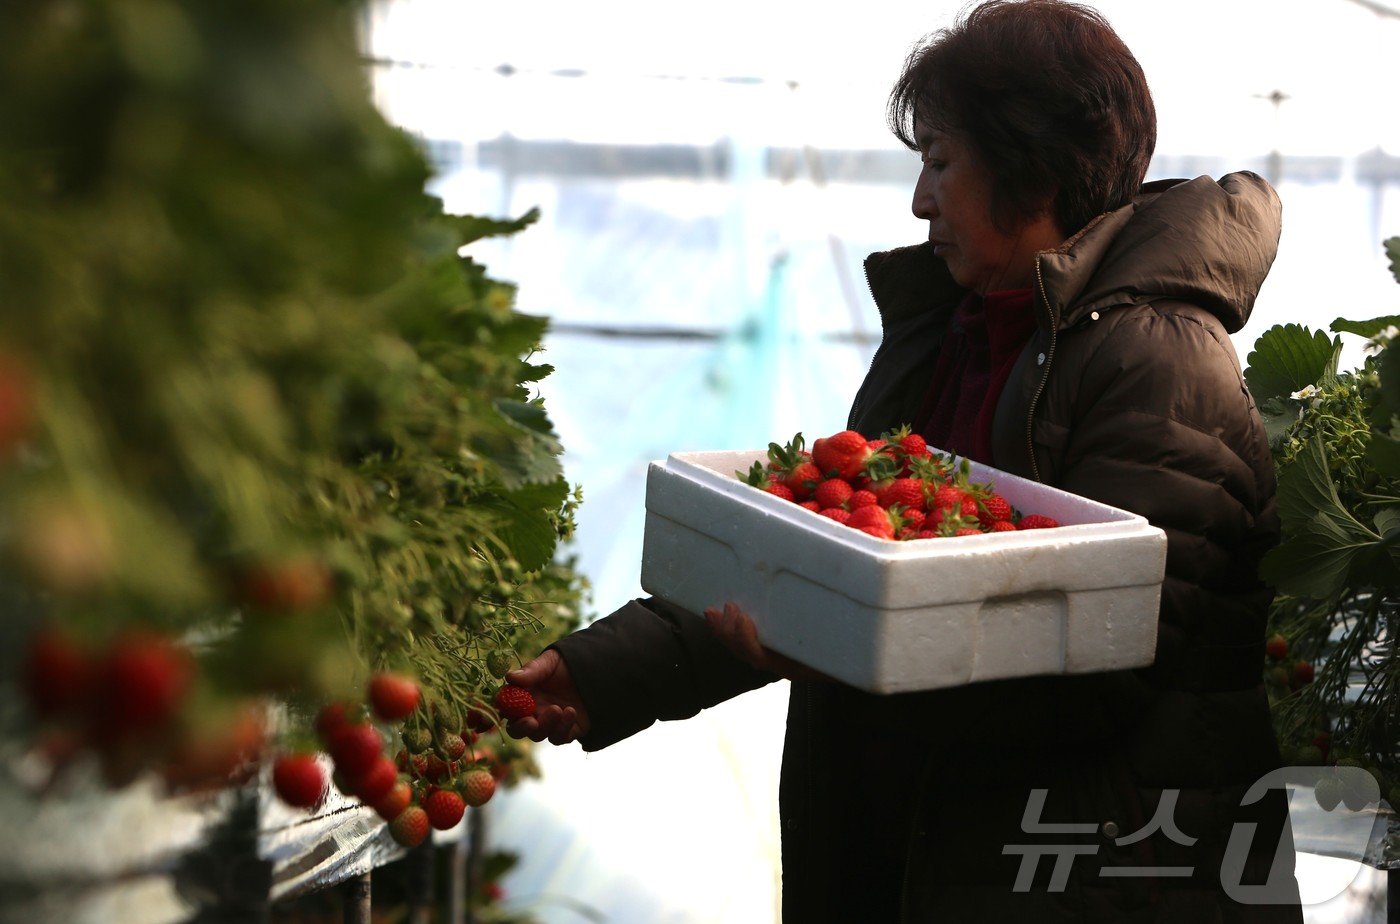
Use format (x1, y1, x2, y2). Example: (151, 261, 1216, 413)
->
(486, 649, 514, 679)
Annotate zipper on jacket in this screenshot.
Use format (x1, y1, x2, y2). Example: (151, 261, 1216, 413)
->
(1024, 254, 1057, 483)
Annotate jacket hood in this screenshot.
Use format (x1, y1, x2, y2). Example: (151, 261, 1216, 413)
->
(1044, 171, 1281, 333)
(866, 171, 1282, 335)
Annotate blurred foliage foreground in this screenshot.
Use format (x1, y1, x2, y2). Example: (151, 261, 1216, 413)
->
(0, 0, 586, 851)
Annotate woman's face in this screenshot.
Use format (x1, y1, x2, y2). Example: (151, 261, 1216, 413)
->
(911, 124, 1060, 294)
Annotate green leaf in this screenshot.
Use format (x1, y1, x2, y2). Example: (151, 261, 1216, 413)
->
(1386, 237, 1400, 285)
(1330, 315, 1400, 339)
(1260, 511, 1378, 599)
(1275, 437, 1350, 530)
(450, 208, 541, 247)
(517, 361, 555, 385)
(1380, 340, 1400, 417)
(488, 399, 564, 489)
(486, 479, 570, 572)
(494, 398, 557, 437)
(1245, 324, 1340, 403)
(1258, 395, 1297, 449)
(1263, 437, 1383, 598)
(1373, 506, 1400, 538)
(1366, 430, 1400, 478)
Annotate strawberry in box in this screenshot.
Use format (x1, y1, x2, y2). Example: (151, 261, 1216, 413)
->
(640, 426, 1166, 694)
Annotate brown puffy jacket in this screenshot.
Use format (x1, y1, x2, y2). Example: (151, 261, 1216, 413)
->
(551, 172, 1304, 922)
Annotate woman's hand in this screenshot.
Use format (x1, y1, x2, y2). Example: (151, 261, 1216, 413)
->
(501, 649, 591, 745)
(703, 601, 834, 683)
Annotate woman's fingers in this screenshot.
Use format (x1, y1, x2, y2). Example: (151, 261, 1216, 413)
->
(706, 601, 767, 668)
(726, 601, 765, 659)
(705, 600, 834, 683)
(548, 707, 582, 746)
(508, 703, 582, 744)
(506, 648, 558, 688)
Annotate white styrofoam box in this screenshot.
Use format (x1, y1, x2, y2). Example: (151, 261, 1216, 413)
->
(639, 449, 1167, 694)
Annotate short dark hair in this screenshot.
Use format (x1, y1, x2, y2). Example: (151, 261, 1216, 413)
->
(888, 0, 1156, 235)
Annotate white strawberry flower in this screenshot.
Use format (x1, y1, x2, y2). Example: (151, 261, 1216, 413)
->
(1290, 384, 1319, 401)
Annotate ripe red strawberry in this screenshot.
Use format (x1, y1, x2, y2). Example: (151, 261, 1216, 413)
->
(0, 350, 34, 456)
(328, 723, 382, 776)
(494, 684, 536, 721)
(812, 430, 875, 479)
(162, 704, 268, 791)
(955, 527, 982, 536)
(848, 489, 878, 509)
(887, 426, 928, 458)
(799, 500, 821, 511)
(349, 755, 398, 803)
(762, 435, 821, 500)
(930, 483, 965, 512)
(424, 788, 466, 829)
(931, 496, 977, 526)
(908, 453, 954, 483)
(315, 701, 352, 743)
(989, 520, 1018, 532)
(902, 509, 927, 531)
(819, 508, 852, 524)
(273, 753, 327, 809)
(470, 743, 505, 778)
(422, 753, 451, 782)
(813, 478, 853, 510)
(373, 780, 413, 821)
(1018, 514, 1060, 529)
(879, 478, 927, 512)
(96, 632, 193, 735)
(1291, 661, 1315, 687)
(763, 482, 796, 502)
(368, 672, 420, 721)
(933, 505, 980, 536)
(978, 493, 1013, 526)
(22, 626, 94, 718)
(847, 505, 897, 539)
(1265, 633, 1288, 660)
(239, 555, 334, 612)
(464, 708, 495, 734)
(916, 529, 938, 539)
(783, 460, 824, 500)
(461, 768, 497, 807)
(390, 805, 431, 846)
(882, 425, 933, 473)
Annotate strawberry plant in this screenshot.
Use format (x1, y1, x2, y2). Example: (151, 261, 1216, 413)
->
(1243, 237, 1400, 810)
(0, 0, 585, 811)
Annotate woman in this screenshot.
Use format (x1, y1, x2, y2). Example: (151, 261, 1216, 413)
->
(507, 2, 1303, 920)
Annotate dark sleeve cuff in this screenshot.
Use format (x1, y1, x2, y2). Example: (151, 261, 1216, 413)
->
(549, 597, 778, 751)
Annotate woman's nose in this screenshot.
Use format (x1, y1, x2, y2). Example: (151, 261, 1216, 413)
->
(911, 173, 936, 221)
